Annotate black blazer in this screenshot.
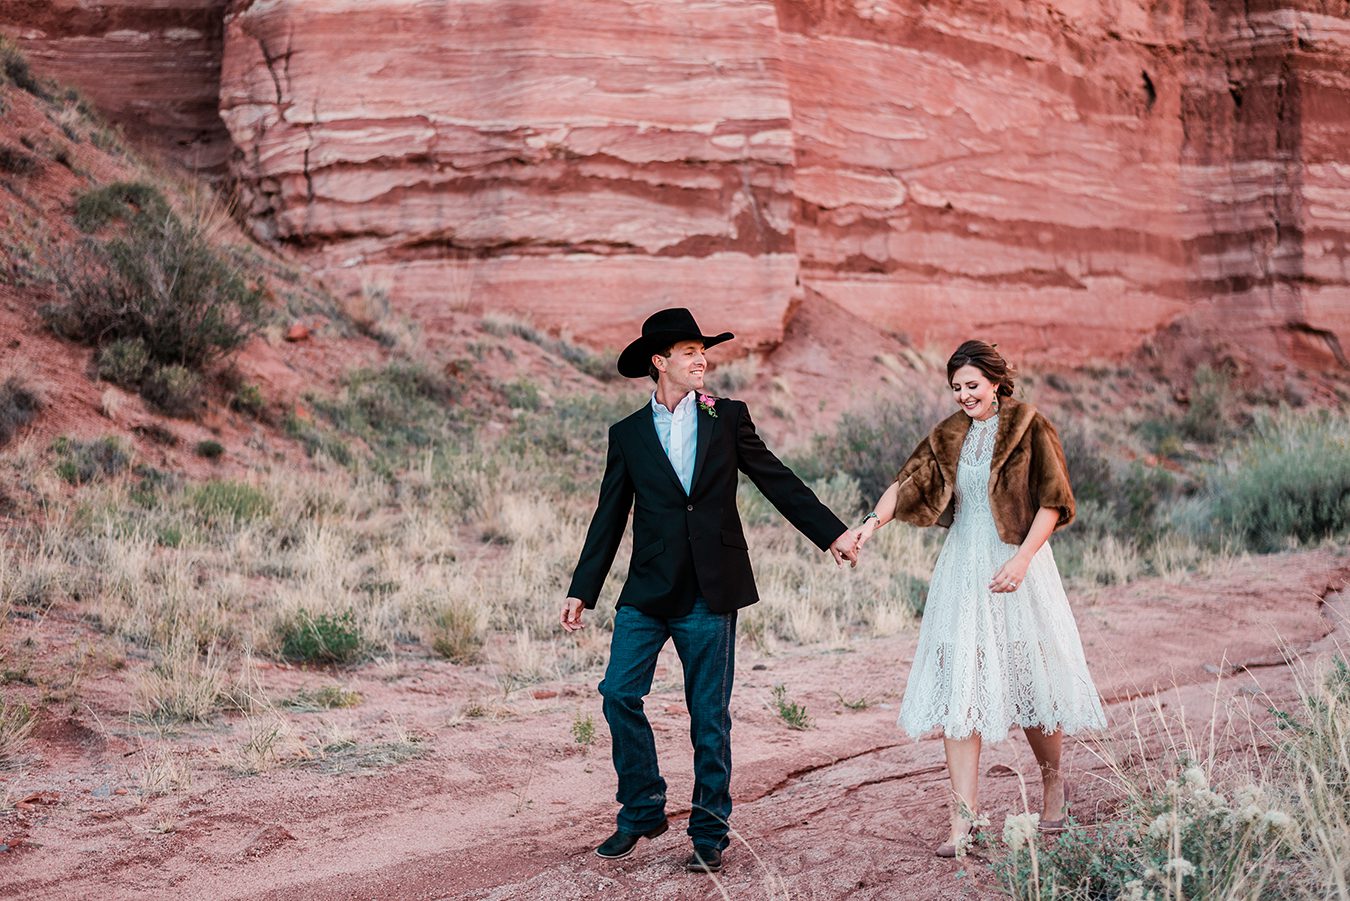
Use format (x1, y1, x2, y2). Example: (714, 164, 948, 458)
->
(567, 397, 847, 617)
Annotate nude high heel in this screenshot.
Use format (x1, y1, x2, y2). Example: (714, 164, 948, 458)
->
(1038, 781, 1072, 834)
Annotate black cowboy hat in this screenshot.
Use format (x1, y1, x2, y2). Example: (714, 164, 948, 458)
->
(616, 308, 734, 378)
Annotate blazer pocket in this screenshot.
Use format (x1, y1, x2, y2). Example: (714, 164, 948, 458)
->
(720, 529, 748, 550)
(634, 539, 664, 565)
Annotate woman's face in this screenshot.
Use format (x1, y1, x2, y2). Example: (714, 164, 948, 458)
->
(950, 364, 999, 421)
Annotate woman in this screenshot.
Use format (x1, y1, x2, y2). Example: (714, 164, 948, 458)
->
(854, 340, 1105, 857)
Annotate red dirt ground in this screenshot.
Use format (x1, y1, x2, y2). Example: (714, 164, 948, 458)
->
(0, 548, 1345, 900)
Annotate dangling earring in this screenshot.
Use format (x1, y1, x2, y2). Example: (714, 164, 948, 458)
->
(991, 396, 1001, 414)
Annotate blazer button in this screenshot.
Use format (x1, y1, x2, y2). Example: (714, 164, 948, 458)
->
(686, 504, 694, 511)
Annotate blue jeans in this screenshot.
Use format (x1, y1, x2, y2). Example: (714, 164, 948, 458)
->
(598, 598, 736, 850)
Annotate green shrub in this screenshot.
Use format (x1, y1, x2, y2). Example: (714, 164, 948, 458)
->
(481, 315, 617, 381)
(52, 436, 130, 485)
(790, 395, 950, 502)
(1201, 412, 1350, 551)
(0, 376, 42, 447)
(72, 182, 169, 233)
(282, 684, 362, 711)
(43, 194, 264, 371)
(140, 365, 202, 417)
(284, 411, 353, 465)
(0, 39, 50, 100)
(312, 363, 454, 456)
(230, 383, 266, 418)
(1180, 365, 1235, 444)
(0, 144, 38, 175)
(994, 760, 1296, 900)
(429, 603, 484, 664)
(190, 480, 271, 524)
(278, 610, 363, 665)
(95, 337, 150, 387)
(771, 684, 811, 730)
(194, 440, 224, 460)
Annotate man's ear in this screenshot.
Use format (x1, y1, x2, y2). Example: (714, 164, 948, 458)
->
(650, 353, 666, 373)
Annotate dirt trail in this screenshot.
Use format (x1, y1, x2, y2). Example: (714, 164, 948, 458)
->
(2, 549, 1346, 901)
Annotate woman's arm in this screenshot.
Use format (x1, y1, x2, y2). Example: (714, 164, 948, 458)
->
(854, 479, 900, 550)
(989, 505, 1060, 593)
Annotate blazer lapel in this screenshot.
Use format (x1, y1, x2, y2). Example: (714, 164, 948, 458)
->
(690, 401, 717, 493)
(632, 405, 688, 496)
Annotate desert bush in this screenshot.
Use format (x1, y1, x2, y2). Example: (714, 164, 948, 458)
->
(312, 362, 454, 457)
(1198, 411, 1350, 552)
(480, 314, 617, 382)
(790, 395, 951, 502)
(1277, 657, 1350, 892)
(52, 436, 130, 485)
(95, 337, 151, 387)
(0, 695, 36, 769)
(230, 383, 266, 418)
(194, 440, 224, 460)
(141, 365, 202, 417)
(0, 143, 38, 175)
(282, 684, 362, 711)
(43, 189, 264, 371)
(0, 38, 50, 100)
(190, 480, 271, 525)
(0, 376, 42, 447)
(278, 610, 363, 665)
(284, 411, 352, 465)
(72, 181, 169, 233)
(429, 601, 486, 664)
(135, 643, 227, 723)
(996, 761, 1296, 899)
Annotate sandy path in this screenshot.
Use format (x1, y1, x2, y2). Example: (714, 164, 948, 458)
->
(2, 549, 1346, 900)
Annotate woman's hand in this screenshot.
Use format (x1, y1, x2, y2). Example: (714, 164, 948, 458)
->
(855, 518, 880, 551)
(989, 553, 1030, 594)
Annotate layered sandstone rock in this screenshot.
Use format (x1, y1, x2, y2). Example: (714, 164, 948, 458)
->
(214, 0, 1347, 366)
(6, 0, 1347, 368)
(218, 0, 800, 351)
(0, 0, 230, 172)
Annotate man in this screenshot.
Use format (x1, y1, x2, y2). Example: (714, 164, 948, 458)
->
(560, 307, 859, 874)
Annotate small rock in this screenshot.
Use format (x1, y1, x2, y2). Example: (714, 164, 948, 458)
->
(113, 788, 128, 796)
(284, 322, 311, 342)
(92, 784, 112, 799)
(531, 689, 558, 700)
(751, 663, 768, 671)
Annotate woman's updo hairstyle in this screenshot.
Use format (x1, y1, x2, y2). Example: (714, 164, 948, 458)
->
(946, 340, 1016, 397)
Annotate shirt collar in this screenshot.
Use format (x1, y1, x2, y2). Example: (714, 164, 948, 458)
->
(651, 390, 696, 417)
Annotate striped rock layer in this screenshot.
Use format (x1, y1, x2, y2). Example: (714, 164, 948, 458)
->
(5, 0, 1347, 365)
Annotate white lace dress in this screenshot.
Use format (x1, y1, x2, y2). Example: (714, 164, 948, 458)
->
(898, 414, 1107, 742)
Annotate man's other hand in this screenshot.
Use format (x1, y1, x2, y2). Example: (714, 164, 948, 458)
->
(561, 597, 586, 631)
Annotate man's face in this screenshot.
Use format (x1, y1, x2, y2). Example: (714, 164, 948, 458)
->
(654, 340, 707, 393)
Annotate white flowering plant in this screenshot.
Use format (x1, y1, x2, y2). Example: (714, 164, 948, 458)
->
(994, 655, 1350, 899)
(994, 758, 1297, 899)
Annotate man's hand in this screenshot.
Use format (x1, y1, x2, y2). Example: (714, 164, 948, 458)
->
(828, 529, 860, 568)
(560, 597, 586, 631)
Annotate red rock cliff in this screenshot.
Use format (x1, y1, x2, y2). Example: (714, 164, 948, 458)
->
(1, 0, 231, 172)
(5, 0, 1347, 367)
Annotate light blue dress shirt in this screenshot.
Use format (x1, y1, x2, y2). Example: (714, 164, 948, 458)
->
(651, 390, 697, 495)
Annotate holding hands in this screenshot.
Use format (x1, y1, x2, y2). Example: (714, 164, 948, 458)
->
(828, 529, 861, 567)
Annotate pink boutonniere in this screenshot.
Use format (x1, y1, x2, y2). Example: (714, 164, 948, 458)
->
(697, 393, 718, 418)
